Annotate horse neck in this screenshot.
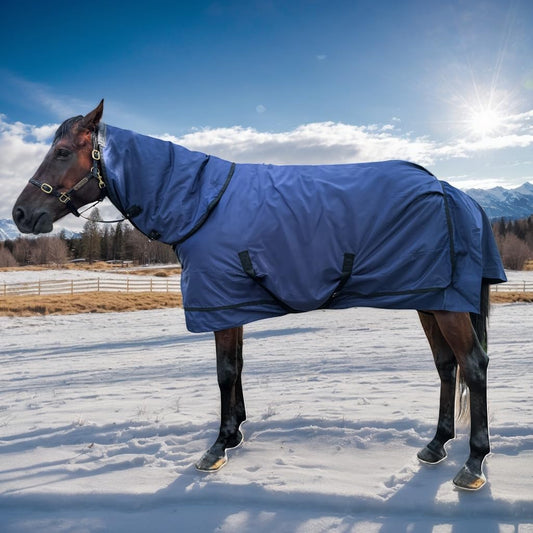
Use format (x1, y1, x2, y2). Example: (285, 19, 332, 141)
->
(99, 123, 234, 245)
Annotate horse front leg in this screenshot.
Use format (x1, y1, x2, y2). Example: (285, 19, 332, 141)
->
(195, 326, 246, 471)
(417, 311, 457, 465)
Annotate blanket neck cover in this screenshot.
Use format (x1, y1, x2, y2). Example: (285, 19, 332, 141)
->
(98, 123, 506, 333)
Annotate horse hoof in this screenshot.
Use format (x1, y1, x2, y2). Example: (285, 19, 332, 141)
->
(195, 449, 228, 472)
(453, 465, 486, 491)
(417, 445, 447, 464)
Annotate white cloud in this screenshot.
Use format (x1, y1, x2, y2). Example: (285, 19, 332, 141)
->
(161, 122, 437, 166)
(0, 116, 58, 219)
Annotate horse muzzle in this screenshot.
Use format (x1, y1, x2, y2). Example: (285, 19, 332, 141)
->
(12, 203, 54, 234)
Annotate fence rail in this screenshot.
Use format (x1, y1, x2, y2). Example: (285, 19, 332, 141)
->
(1, 278, 532, 297)
(491, 281, 533, 293)
(1, 278, 180, 296)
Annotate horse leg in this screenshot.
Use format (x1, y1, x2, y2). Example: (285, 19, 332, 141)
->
(195, 326, 246, 471)
(417, 311, 457, 464)
(433, 311, 490, 490)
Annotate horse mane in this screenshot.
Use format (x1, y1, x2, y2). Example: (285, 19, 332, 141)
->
(53, 115, 83, 144)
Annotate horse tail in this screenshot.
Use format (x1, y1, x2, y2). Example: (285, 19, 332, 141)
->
(456, 281, 490, 423)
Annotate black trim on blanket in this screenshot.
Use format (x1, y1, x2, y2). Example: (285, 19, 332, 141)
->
(173, 162, 236, 246)
(341, 285, 449, 299)
(183, 285, 449, 314)
(440, 181, 456, 279)
(184, 299, 280, 313)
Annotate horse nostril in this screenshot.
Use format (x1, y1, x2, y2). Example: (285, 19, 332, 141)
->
(13, 205, 26, 225)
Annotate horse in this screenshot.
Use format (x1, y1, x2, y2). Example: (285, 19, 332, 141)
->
(12, 100, 507, 491)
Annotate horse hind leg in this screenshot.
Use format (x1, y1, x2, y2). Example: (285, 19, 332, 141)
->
(433, 311, 490, 491)
(417, 311, 458, 465)
(196, 326, 247, 472)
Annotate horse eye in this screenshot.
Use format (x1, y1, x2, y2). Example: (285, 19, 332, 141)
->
(55, 148, 72, 159)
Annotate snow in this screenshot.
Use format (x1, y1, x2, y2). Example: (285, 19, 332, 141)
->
(0, 272, 532, 532)
(0, 267, 180, 285)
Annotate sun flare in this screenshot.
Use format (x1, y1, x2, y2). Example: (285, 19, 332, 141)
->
(467, 105, 504, 138)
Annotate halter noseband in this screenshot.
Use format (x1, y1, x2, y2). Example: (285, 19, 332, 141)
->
(29, 132, 106, 218)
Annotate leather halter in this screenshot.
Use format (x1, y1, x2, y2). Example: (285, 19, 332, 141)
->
(29, 132, 106, 217)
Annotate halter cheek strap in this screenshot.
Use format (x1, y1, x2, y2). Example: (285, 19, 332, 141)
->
(29, 134, 106, 217)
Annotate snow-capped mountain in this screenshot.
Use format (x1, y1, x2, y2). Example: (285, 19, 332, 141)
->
(465, 182, 533, 221)
(0, 219, 24, 241)
(0, 219, 79, 241)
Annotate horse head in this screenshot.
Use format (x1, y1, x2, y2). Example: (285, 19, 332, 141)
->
(12, 100, 105, 234)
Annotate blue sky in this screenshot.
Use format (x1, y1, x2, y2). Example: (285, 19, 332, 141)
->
(1, 0, 532, 223)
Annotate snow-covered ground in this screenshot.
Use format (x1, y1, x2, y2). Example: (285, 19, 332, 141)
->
(0, 287, 531, 532)
(0, 266, 180, 285)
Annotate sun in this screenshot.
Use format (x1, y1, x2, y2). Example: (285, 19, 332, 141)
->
(467, 105, 504, 138)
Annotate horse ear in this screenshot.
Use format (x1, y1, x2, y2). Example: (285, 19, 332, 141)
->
(80, 100, 104, 131)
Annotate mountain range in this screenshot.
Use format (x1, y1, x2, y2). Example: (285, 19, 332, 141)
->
(1, 182, 532, 241)
(465, 182, 533, 221)
(0, 219, 79, 241)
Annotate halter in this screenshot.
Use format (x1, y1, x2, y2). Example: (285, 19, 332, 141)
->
(29, 132, 106, 218)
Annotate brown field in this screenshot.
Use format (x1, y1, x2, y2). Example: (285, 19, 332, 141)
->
(0, 292, 182, 317)
(0, 290, 530, 317)
(490, 292, 533, 304)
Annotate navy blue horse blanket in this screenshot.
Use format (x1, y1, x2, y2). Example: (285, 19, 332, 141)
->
(99, 124, 506, 333)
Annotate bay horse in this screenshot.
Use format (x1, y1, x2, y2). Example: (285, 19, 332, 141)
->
(12, 101, 507, 491)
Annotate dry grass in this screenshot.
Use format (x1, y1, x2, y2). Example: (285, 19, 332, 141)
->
(1, 291, 529, 317)
(0, 292, 182, 317)
(490, 292, 533, 304)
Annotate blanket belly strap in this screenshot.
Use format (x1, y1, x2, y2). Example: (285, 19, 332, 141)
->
(320, 252, 355, 308)
(238, 250, 295, 312)
(238, 250, 355, 313)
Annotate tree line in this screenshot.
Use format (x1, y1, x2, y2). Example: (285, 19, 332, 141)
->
(493, 215, 533, 270)
(1, 208, 532, 270)
(0, 208, 178, 267)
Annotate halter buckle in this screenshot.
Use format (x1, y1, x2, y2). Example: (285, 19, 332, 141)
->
(92, 149, 101, 161)
(59, 192, 71, 203)
(40, 183, 53, 194)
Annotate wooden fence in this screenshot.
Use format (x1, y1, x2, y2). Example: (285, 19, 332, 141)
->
(1, 278, 532, 298)
(1, 278, 180, 297)
(490, 281, 533, 293)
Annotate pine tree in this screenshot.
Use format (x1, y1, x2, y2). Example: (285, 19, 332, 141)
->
(81, 208, 103, 263)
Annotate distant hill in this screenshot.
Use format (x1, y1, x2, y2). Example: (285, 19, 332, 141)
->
(1, 182, 532, 240)
(465, 182, 533, 221)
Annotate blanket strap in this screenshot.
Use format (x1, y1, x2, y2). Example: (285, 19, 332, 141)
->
(320, 252, 355, 308)
(238, 251, 298, 313)
(238, 250, 355, 312)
